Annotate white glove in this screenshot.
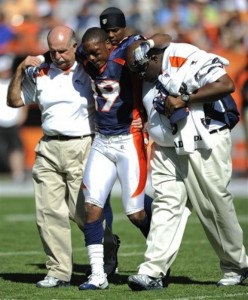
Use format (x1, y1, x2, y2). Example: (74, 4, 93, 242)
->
(134, 39, 155, 65)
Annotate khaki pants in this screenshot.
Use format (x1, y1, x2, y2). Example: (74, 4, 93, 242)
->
(139, 129, 248, 278)
(32, 135, 92, 282)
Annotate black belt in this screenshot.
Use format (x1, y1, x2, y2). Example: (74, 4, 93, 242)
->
(209, 125, 228, 135)
(45, 134, 94, 141)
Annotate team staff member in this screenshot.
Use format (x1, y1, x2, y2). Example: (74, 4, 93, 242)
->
(77, 27, 171, 291)
(126, 40, 248, 290)
(6, 25, 116, 288)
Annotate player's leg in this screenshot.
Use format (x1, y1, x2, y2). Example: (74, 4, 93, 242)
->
(84, 192, 120, 277)
(79, 139, 117, 290)
(102, 193, 121, 276)
(144, 193, 153, 222)
(103, 193, 113, 229)
(117, 132, 150, 237)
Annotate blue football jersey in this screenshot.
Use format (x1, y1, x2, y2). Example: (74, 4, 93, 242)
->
(86, 34, 145, 135)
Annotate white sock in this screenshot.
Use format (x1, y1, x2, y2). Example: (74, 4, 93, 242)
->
(87, 244, 104, 276)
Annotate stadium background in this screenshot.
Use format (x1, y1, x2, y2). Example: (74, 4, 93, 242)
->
(0, 0, 247, 179)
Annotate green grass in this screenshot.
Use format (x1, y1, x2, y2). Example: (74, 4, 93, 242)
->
(0, 194, 247, 300)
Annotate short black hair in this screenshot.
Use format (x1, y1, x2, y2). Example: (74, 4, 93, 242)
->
(81, 27, 108, 44)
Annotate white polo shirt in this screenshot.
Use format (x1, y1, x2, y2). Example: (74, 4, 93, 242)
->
(21, 61, 95, 136)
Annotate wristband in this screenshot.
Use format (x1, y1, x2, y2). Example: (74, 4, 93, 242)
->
(147, 39, 155, 48)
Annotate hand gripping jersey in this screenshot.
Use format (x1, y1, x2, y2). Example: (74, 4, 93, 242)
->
(85, 35, 146, 135)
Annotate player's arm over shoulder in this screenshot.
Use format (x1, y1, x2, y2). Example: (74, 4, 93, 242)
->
(148, 33, 172, 49)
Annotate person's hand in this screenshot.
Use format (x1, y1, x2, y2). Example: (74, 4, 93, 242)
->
(134, 41, 150, 65)
(165, 95, 189, 116)
(131, 117, 143, 129)
(134, 39, 154, 66)
(19, 56, 44, 70)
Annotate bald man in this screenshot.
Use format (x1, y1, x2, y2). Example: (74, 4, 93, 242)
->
(7, 25, 117, 288)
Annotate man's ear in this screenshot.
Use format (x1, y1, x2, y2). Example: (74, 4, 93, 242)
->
(150, 54, 158, 63)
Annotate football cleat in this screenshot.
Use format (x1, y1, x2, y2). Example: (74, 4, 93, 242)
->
(79, 273, 108, 290)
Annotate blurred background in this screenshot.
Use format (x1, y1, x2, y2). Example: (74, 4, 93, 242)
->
(0, 0, 247, 186)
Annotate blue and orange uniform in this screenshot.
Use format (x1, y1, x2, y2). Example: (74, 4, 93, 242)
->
(77, 25, 153, 291)
(81, 34, 149, 216)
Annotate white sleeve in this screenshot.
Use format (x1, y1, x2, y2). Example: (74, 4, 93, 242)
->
(198, 66, 227, 87)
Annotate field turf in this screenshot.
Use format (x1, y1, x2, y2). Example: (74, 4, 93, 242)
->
(0, 194, 247, 300)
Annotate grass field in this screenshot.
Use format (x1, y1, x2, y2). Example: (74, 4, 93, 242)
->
(0, 194, 247, 300)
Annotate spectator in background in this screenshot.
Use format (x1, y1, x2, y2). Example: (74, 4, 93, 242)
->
(0, 54, 27, 182)
(240, 62, 248, 173)
(235, 53, 248, 175)
(154, 0, 191, 41)
(0, 11, 16, 54)
(66, 2, 99, 39)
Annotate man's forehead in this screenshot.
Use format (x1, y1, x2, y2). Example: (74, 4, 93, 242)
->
(83, 38, 103, 46)
(48, 41, 69, 50)
(105, 27, 122, 32)
(83, 40, 104, 51)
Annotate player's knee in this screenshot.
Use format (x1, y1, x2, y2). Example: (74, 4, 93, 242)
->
(128, 210, 150, 238)
(128, 210, 146, 226)
(85, 202, 103, 223)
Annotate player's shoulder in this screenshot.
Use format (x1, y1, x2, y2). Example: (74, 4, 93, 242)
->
(120, 34, 146, 48)
(111, 34, 146, 60)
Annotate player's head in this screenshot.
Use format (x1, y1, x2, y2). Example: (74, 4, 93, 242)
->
(126, 40, 164, 82)
(99, 7, 126, 46)
(81, 27, 112, 70)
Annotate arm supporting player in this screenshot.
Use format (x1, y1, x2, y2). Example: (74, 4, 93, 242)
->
(134, 33, 171, 65)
